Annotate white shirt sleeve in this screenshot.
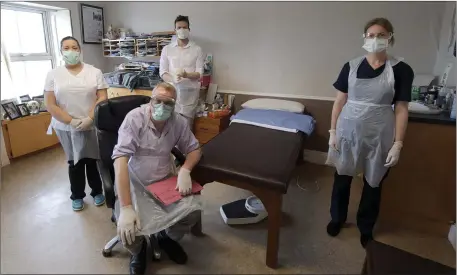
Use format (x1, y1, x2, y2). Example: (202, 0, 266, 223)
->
(195, 47, 204, 76)
(159, 46, 169, 77)
(96, 69, 109, 90)
(44, 71, 55, 92)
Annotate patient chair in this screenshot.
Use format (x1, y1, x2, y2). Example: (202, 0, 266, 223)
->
(94, 95, 189, 258)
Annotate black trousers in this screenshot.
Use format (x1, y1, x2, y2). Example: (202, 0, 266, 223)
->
(330, 171, 389, 235)
(68, 158, 103, 200)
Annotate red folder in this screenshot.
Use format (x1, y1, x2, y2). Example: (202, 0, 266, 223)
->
(145, 176, 203, 206)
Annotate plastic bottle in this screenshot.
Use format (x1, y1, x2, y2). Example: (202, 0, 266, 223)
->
(450, 91, 456, 120)
(437, 87, 448, 108)
(411, 86, 420, 101)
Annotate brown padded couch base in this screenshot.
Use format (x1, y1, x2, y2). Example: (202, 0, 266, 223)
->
(192, 123, 305, 193)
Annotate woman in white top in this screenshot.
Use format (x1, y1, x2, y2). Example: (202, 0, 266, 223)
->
(44, 36, 108, 211)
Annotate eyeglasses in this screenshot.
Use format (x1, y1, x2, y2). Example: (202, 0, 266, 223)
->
(151, 95, 175, 107)
(363, 32, 393, 39)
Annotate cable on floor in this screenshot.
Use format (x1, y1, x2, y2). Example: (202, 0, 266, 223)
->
(294, 172, 320, 193)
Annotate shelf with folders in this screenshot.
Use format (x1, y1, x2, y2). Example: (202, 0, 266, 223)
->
(135, 38, 160, 57)
(103, 31, 174, 58)
(103, 39, 136, 58)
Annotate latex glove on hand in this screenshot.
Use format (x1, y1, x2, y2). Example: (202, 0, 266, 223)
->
(69, 118, 82, 129)
(384, 141, 403, 167)
(176, 167, 192, 196)
(76, 117, 93, 131)
(329, 129, 338, 152)
(176, 68, 186, 78)
(117, 205, 141, 246)
(174, 69, 186, 83)
(173, 74, 182, 83)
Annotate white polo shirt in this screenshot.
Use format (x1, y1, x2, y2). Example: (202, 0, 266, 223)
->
(44, 63, 108, 131)
(159, 40, 204, 77)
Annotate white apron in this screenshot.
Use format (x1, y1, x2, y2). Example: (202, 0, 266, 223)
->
(327, 55, 403, 187)
(173, 79, 201, 119)
(45, 63, 101, 164)
(115, 108, 202, 236)
(53, 129, 100, 164)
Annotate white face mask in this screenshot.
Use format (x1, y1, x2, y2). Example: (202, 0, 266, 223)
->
(176, 28, 190, 40)
(362, 38, 389, 53)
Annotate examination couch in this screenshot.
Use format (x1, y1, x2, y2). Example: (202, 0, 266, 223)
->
(192, 121, 307, 268)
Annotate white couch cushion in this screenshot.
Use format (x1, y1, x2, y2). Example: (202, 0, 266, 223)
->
(241, 98, 305, 113)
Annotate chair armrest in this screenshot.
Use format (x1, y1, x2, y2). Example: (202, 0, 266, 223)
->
(97, 160, 116, 209)
(172, 147, 186, 166)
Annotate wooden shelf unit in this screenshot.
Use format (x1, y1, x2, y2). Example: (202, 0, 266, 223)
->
(103, 39, 136, 58)
(135, 38, 160, 57)
(102, 31, 174, 58)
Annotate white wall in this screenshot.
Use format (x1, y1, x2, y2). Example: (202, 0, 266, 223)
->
(103, 1, 446, 98)
(434, 1, 456, 87)
(34, 1, 106, 70)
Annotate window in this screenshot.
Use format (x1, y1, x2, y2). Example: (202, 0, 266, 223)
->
(1, 47, 15, 101)
(1, 3, 72, 100)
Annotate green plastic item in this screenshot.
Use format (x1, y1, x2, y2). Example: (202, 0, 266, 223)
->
(411, 86, 420, 101)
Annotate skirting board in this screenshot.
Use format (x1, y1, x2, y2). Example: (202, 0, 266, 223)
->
(303, 149, 328, 165)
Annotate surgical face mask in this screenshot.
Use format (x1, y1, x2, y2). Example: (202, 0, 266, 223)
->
(176, 28, 190, 40)
(362, 38, 389, 53)
(152, 103, 174, 121)
(62, 50, 81, 65)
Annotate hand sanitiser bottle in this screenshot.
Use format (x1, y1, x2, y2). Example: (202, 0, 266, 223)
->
(450, 90, 456, 120)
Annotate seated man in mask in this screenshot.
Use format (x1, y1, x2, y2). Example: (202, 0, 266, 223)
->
(112, 82, 202, 275)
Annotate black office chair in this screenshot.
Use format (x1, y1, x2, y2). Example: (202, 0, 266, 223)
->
(94, 95, 188, 258)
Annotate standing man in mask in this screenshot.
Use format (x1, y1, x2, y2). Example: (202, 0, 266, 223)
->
(160, 15, 204, 128)
(112, 82, 203, 275)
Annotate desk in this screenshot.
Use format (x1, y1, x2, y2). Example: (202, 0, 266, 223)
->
(378, 119, 456, 237)
(2, 112, 59, 158)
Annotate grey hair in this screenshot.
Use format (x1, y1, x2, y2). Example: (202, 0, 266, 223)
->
(152, 82, 177, 99)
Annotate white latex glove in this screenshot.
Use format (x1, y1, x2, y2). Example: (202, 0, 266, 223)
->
(174, 68, 186, 83)
(384, 141, 403, 167)
(69, 118, 82, 129)
(329, 129, 338, 151)
(117, 205, 141, 246)
(176, 68, 186, 77)
(76, 117, 93, 131)
(176, 167, 192, 196)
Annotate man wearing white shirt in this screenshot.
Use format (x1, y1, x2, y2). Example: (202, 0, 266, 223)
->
(160, 15, 204, 127)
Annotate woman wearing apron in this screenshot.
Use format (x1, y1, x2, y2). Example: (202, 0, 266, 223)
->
(44, 36, 108, 211)
(326, 18, 414, 247)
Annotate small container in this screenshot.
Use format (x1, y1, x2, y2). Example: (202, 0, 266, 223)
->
(425, 94, 435, 105)
(411, 86, 420, 101)
(437, 87, 448, 108)
(208, 109, 230, 119)
(200, 74, 211, 88)
(450, 92, 456, 120)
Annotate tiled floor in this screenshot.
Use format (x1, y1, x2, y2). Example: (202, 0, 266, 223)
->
(1, 147, 455, 274)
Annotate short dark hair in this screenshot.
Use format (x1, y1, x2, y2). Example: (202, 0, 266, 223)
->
(60, 36, 81, 50)
(174, 15, 190, 28)
(364, 17, 395, 45)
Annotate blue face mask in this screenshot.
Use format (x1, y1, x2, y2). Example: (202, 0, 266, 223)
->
(152, 103, 173, 121)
